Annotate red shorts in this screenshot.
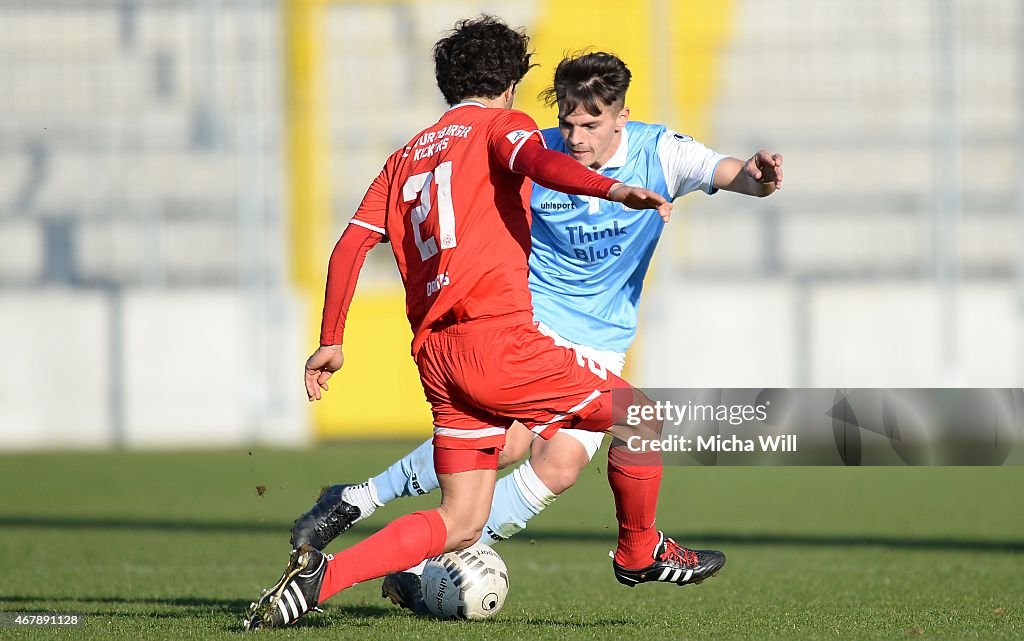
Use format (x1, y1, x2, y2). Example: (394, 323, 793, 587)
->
(416, 312, 628, 454)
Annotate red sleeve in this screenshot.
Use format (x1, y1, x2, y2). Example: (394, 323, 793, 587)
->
(487, 109, 546, 169)
(319, 223, 383, 346)
(351, 161, 391, 238)
(511, 139, 619, 198)
(486, 109, 619, 198)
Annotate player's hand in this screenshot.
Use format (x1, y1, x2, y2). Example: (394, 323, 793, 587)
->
(608, 184, 673, 222)
(745, 150, 784, 190)
(304, 344, 345, 402)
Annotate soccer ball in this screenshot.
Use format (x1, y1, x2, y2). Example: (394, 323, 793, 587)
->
(420, 544, 509, 620)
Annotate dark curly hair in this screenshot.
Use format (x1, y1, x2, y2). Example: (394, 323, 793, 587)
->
(433, 15, 535, 106)
(540, 51, 632, 116)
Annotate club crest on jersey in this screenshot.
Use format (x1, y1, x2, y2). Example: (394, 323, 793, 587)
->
(506, 130, 531, 144)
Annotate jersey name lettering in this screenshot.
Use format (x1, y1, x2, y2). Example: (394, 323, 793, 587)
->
(413, 124, 474, 160)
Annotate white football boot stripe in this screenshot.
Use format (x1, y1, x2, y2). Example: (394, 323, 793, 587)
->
(276, 598, 290, 623)
(290, 582, 309, 612)
(283, 589, 299, 620)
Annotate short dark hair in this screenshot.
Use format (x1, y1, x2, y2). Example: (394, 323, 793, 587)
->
(540, 51, 632, 116)
(433, 15, 535, 106)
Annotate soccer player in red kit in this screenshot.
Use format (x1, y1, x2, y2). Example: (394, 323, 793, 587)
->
(244, 16, 676, 630)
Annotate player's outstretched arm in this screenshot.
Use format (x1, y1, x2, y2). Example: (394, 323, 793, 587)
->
(608, 183, 673, 222)
(713, 149, 784, 197)
(512, 140, 671, 220)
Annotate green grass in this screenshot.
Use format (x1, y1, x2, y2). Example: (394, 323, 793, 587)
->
(0, 443, 1021, 640)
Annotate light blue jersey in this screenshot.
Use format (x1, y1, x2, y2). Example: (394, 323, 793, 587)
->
(528, 121, 727, 353)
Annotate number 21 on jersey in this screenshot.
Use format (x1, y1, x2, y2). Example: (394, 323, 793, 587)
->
(403, 161, 456, 261)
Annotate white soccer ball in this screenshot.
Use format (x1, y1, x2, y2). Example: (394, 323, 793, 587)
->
(420, 544, 509, 620)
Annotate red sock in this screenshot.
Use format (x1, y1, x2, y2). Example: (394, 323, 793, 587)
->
(607, 444, 662, 569)
(317, 509, 447, 603)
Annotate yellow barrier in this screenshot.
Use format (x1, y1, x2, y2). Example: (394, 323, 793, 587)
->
(314, 290, 432, 438)
(283, 0, 330, 290)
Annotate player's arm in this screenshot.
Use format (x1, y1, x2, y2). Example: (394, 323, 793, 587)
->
(492, 111, 672, 220)
(304, 169, 388, 402)
(512, 140, 672, 221)
(659, 131, 783, 199)
(712, 150, 784, 197)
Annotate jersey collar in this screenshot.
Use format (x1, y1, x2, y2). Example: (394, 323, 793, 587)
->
(595, 126, 629, 171)
(445, 100, 486, 113)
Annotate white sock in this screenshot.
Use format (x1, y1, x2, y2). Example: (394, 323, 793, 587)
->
(341, 481, 382, 520)
(478, 460, 556, 545)
(371, 438, 439, 504)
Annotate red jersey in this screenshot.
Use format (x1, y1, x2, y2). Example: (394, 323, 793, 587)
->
(321, 102, 620, 355)
(351, 104, 545, 355)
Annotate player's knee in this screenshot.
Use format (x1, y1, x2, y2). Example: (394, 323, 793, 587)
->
(529, 452, 586, 495)
(445, 523, 485, 551)
(529, 432, 595, 494)
(542, 464, 582, 495)
(437, 504, 488, 551)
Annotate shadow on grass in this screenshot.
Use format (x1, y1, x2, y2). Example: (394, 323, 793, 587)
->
(295, 606, 635, 630)
(2, 514, 1022, 553)
(525, 529, 1024, 553)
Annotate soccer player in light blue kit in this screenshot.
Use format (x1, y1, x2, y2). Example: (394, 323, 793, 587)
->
(292, 52, 784, 610)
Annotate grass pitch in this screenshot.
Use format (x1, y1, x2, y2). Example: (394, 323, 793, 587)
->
(0, 442, 1021, 640)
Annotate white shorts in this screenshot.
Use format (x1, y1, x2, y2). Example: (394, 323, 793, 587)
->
(535, 322, 626, 459)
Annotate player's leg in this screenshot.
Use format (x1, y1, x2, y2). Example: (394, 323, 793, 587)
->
(288, 443, 424, 550)
(476, 331, 618, 543)
(369, 424, 528, 507)
(290, 437, 437, 550)
(291, 423, 533, 550)
(605, 435, 723, 588)
(380, 433, 561, 614)
(486, 335, 725, 589)
(293, 326, 603, 551)
(464, 323, 668, 569)
(380, 428, 588, 614)
(488, 402, 707, 583)
(571, 387, 726, 588)
(527, 428, 602, 494)
(369, 423, 529, 507)
(471, 428, 595, 547)
(319, 449, 497, 592)
(246, 505, 449, 630)
(606, 434, 663, 566)
(309, 453, 497, 601)
(435, 456, 498, 549)
(246, 448, 497, 629)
